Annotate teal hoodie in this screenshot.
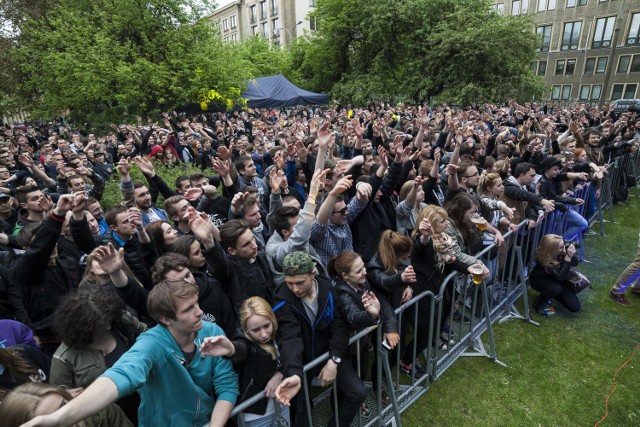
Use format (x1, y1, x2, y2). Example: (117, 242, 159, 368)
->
(102, 321, 238, 427)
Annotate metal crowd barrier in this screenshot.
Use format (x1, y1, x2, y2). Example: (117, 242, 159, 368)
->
(229, 155, 632, 426)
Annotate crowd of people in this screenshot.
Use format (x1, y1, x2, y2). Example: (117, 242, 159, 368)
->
(0, 99, 638, 427)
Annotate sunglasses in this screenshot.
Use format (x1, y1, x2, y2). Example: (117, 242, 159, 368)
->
(332, 207, 348, 215)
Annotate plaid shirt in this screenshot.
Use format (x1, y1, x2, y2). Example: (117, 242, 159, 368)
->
(310, 197, 368, 267)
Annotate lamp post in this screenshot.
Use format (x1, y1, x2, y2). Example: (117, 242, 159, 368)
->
(279, 20, 303, 45)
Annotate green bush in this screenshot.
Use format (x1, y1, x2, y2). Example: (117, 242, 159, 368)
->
(101, 163, 206, 210)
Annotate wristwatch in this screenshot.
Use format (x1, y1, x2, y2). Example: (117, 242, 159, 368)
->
(330, 355, 342, 365)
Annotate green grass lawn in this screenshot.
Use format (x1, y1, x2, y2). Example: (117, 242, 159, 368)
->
(402, 202, 640, 427)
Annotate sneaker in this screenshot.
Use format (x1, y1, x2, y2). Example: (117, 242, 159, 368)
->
(610, 291, 631, 306)
(452, 310, 471, 324)
(630, 287, 640, 298)
(360, 403, 372, 417)
(399, 361, 426, 379)
(536, 301, 556, 317)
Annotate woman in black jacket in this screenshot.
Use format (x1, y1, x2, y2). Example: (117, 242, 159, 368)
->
(407, 205, 487, 372)
(200, 296, 299, 427)
(530, 234, 580, 316)
(367, 230, 416, 378)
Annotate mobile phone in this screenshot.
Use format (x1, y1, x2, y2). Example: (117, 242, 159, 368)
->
(381, 339, 392, 351)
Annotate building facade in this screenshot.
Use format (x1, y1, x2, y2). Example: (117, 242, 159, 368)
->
(494, 0, 639, 104)
(208, 0, 316, 47)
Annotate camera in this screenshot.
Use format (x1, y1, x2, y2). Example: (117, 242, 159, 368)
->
(564, 241, 580, 250)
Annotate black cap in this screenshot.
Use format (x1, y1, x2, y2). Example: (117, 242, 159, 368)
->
(540, 156, 562, 172)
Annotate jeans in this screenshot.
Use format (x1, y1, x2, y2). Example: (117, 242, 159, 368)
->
(563, 208, 588, 241)
(530, 277, 581, 313)
(612, 232, 640, 294)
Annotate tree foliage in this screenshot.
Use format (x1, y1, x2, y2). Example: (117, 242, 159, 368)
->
(291, 0, 545, 105)
(11, 0, 251, 125)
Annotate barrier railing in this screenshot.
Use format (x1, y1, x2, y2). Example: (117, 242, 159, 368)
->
(229, 152, 640, 426)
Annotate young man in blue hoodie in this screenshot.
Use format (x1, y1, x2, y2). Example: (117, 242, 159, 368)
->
(23, 279, 239, 427)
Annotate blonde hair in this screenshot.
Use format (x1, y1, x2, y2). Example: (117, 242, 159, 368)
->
(240, 297, 278, 360)
(377, 230, 412, 274)
(411, 205, 448, 239)
(477, 172, 502, 196)
(535, 234, 564, 269)
(0, 383, 88, 427)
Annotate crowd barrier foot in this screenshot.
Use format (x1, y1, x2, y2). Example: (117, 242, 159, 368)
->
(461, 338, 508, 368)
(498, 304, 540, 327)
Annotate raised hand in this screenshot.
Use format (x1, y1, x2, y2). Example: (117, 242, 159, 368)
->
(361, 290, 381, 318)
(212, 157, 230, 177)
(216, 145, 232, 161)
(355, 182, 372, 202)
(295, 140, 309, 162)
(93, 243, 125, 275)
(317, 122, 331, 149)
(418, 218, 433, 236)
(39, 193, 55, 212)
(133, 156, 156, 177)
(329, 175, 353, 196)
(269, 167, 285, 192)
(117, 157, 132, 177)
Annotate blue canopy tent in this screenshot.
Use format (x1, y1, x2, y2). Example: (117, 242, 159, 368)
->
(241, 74, 329, 108)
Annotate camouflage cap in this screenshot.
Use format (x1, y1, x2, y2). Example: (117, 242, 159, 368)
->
(283, 251, 315, 276)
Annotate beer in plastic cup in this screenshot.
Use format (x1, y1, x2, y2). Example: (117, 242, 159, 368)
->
(471, 216, 487, 232)
(469, 264, 484, 285)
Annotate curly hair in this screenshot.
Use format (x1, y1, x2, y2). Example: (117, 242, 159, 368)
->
(53, 288, 126, 348)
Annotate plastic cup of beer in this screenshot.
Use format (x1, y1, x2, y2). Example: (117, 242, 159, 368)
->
(471, 216, 487, 231)
(469, 264, 484, 285)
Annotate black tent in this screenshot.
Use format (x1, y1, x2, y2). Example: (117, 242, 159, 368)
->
(242, 74, 329, 108)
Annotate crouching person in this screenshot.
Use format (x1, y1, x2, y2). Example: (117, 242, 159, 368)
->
(273, 251, 367, 427)
(21, 279, 239, 427)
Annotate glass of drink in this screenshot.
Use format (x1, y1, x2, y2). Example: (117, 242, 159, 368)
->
(471, 215, 487, 232)
(469, 264, 484, 285)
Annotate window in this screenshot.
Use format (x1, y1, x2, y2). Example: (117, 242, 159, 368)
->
(628, 13, 640, 46)
(551, 85, 572, 100)
(538, 0, 556, 12)
(579, 85, 603, 100)
(537, 60, 547, 76)
(230, 15, 236, 29)
(270, 0, 278, 16)
(562, 21, 582, 50)
(592, 16, 615, 48)
(584, 57, 596, 74)
(511, 0, 528, 15)
(251, 25, 257, 36)
(261, 22, 268, 38)
(618, 55, 631, 73)
(611, 84, 637, 100)
(595, 57, 607, 73)
(611, 84, 624, 100)
(272, 18, 279, 35)
(579, 85, 590, 100)
(222, 18, 228, 32)
(567, 0, 587, 7)
(555, 58, 576, 75)
(310, 15, 318, 31)
(250, 6, 257, 24)
(309, 0, 316, 6)
(260, 1, 267, 20)
(537, 25, 552, 52)
(230, 33, 237, 42)
(632, 55, 640, 72)
(495, 3, 505, 14)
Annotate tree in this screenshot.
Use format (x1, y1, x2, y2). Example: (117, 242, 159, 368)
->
(11, 0, 250, 125)
(291, 0, 545, 105)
